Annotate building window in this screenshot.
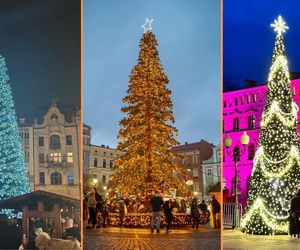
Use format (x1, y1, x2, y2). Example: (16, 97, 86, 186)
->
(38, 137, 44, 146)
(39, 153, 44, 164)
(67, 172, 74, 185)
(248, 143, 255, 160)
(240, 96, 244, 105)
(39, 172, 45, 185)
(102, 175, 107, 184)
(183, 157, 188, 165)
(207, 168, 212, 176)
(51, 172, 62, 185)
(193, 169, 198, 177)
(172, 157, 177, 164)
(194, 182, 199, 191)
(66, 135, 72, 145)
(24, 132, 29, 139)
(94, 158, 98, 167)
(224, 101, 226, 107)
(247, 95, 251, 103)
(50, 153, 61, 163)
(50, 135, 60, 149)
(110, 160, 113, 168)
(25, 151, 30, 163)
(67, 152, 73, 163)
(233, 117, 239, 132)
(248, 115, 255, 130)
(235, 98, 238, 106)
(192, 155, 198, 164)
(103, 159, 107, 168)
(253, 94, 257, 102)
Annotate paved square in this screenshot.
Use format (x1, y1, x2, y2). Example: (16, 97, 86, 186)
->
(223, 229, 300, 250)
(83, 226, 220, 250)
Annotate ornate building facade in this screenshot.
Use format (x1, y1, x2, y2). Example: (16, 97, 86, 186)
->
(83, 124, 123, 194)
(223, 77, 300, 206)
(172, 140, 214, 198)
(19, 102, 80, 199)
(202, 144, 221, 200)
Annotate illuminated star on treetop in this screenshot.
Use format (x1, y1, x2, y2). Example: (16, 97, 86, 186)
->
(271, 15, 289, 36)
(141, 18, 153, 33)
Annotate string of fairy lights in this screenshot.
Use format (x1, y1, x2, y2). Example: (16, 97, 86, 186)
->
(241, 16, 300, 235)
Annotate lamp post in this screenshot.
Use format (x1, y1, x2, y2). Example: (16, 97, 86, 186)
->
(223, 131, 249, 228)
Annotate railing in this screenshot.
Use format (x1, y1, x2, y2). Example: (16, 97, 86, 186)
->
(223, 202, 244, 227)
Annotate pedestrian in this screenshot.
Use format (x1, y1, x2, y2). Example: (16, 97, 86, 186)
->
(291, 189, 300, 238)
(210, 195, 221, 228)
(101, 205, 109, 228)
(163, 200, 173, 232)
(191, 198, 200, 230)
(86, 190, 97, 229)
(199, 200, 208, 213)
(119, 201, 126, 227)
(150, 191, 164, 233)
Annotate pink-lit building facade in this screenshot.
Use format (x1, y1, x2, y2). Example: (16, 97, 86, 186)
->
(223, 78, 300, 206)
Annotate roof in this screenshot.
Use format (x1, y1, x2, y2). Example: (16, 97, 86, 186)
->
(208, 182, 221, 193)
(172, 140, 214, 161)
(0, 190, 80, 210)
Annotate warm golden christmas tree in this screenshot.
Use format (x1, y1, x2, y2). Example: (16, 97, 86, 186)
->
(112, 19, 186, 195)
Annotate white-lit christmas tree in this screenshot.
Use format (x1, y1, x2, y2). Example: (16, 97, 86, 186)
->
(0, 55, 30, 206)
(241, 16, 300, 235)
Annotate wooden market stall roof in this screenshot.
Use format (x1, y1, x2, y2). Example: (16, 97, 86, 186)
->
(0, 190, 80, 210)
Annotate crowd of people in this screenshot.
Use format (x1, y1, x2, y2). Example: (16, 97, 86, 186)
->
(84, 188, 221, 232)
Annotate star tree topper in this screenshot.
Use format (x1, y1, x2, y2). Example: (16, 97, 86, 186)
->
(271, 15, 289, 36)
(141, 18, 153, 33)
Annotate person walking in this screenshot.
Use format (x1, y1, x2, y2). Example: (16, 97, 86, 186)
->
(291, 189, 300, 238)
(191, 198, 200, 230)
(86, 190, 97, 229)
(119, 201, 126, 227)
(150, 191, 164, 233)
(163, 200, 173, 232)
(211, 195, 221, 228)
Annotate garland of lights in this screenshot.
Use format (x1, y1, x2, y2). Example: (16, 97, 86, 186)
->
(241, 16, 300, 235)
(260, 101, 298, 127)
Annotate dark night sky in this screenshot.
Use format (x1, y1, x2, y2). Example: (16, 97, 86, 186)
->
(224, 0, 300, 90)
(0, 0, 80, 120)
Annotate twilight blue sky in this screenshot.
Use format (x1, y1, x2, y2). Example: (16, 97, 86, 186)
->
(224, 0, 300, 90)
(84, 0, 220, 148)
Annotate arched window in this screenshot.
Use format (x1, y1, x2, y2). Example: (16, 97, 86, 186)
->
(235, 98, 238, 106)
(248, 143, 255, 160)
(51, 172, 62, 185)
(233, 117, 239, 132)
(224, 100, 227, 107)
(248, 115, 255, 130)
(246, 176, 252, 197)
(50, 135, 60, 149)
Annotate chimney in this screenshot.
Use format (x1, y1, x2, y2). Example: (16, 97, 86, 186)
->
(19, 118, 25, 124)
(245, 79, 256, 87)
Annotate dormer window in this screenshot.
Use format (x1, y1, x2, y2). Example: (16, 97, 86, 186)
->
(50, 113, 58, 121)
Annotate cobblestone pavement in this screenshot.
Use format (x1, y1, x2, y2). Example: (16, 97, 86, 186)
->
(83, 226, 220, 250)
(223, 229, 300, 250)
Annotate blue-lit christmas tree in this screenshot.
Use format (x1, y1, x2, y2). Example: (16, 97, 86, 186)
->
(0, 55, 30, 205)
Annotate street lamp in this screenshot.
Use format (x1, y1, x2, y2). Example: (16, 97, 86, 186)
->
(92, 178, 98, 187)
(223, 131, 249, 228)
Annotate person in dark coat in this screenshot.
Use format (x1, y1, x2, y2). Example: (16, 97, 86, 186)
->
(291, 189, 300, 238)
(191, 198, 200, 230)
(199, 200, 208, 213)
(119, 201, 125, 227)
(101, 205, 109, 228)
(150, 191, 164, 233)
(163, 201, 173, 232)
